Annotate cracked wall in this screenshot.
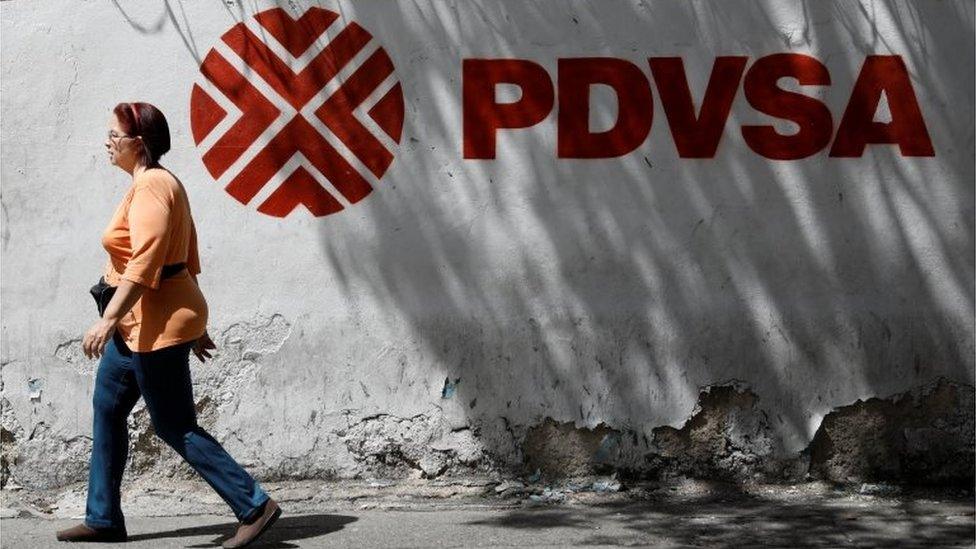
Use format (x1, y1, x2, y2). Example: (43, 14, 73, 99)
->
(1, 0, 974, 491)
(6, 357, 969, 489)
(809, 378, 975, 485)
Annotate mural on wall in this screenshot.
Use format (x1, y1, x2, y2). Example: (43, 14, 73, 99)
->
(189, 6, 934, 221)
(189, 7, 405, 218)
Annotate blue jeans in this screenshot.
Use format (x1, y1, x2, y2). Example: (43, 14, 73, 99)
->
(85, 331, 269, 530)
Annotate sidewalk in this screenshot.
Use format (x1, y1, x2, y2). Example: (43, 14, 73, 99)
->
(2, 478, 973, 547)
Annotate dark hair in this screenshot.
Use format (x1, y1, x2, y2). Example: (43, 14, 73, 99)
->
(112, 102, 171, 166)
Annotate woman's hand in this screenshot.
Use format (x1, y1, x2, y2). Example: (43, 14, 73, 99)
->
(83, 318, 118, 359)
(193, 330, 216, 362)
(85, 279, 144, 360)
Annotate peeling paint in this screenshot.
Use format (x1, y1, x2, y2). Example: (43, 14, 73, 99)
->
(337, 411, 485, 480)
(53, 338, 96, 376)
(0, 371, 972, 489)
(645, 384, 780, 481)
(220, 314, 292, 360)
(808, 378, 975, 485)
(193, 314, 293, 413)
(523, 418, 621, 478)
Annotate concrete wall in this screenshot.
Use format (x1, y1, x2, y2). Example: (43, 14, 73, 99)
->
(1, 0, 973, 489)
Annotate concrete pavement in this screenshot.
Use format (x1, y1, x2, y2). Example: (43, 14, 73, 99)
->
(2, 479, 973, 547)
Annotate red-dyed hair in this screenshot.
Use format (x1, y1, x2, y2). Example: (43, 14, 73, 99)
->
(112, 102, 171, 166)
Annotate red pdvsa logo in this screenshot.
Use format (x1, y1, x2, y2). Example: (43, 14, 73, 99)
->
(463, 55, 934, 159)
(190, 7, 404, 218)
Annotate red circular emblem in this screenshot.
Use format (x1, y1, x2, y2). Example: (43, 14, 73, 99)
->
(189, 7, 404, 217)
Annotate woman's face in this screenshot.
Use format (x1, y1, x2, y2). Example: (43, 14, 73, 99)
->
(105, 112, 142, 172)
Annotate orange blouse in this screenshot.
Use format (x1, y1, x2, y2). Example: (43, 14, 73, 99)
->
(101, 168, 208, 352)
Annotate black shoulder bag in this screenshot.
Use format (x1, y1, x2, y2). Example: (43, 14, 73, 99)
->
(90, 263, 187, 317)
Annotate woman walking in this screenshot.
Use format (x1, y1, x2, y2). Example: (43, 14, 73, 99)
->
(55, 102, 281, 547)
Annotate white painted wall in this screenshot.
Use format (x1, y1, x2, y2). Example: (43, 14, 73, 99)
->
(1, 0, 972, 485)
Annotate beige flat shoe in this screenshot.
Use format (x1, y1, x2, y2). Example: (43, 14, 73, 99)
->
(222, 499, 282, 548)
(56, 522, 128, 543)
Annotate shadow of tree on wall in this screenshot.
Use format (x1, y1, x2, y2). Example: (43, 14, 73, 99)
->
(118, 0, 975, 484)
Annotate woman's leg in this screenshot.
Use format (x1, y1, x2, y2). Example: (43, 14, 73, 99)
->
(85, 332, 141, 530)
(131, 340, 270, 523)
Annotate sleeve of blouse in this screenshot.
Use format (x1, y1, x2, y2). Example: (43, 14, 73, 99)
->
(187, 219, 202, 276)
(122, 184, 171, 290)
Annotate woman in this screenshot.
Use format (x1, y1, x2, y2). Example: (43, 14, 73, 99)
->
(55, 102, 281, 548)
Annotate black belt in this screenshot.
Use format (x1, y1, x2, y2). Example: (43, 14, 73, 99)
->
(162, 262, 187, 278)
(90, 262, 187, 317)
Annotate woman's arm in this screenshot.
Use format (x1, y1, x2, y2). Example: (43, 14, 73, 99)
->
(102, 279, 147, 323)
(82, 279, 147, 359)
